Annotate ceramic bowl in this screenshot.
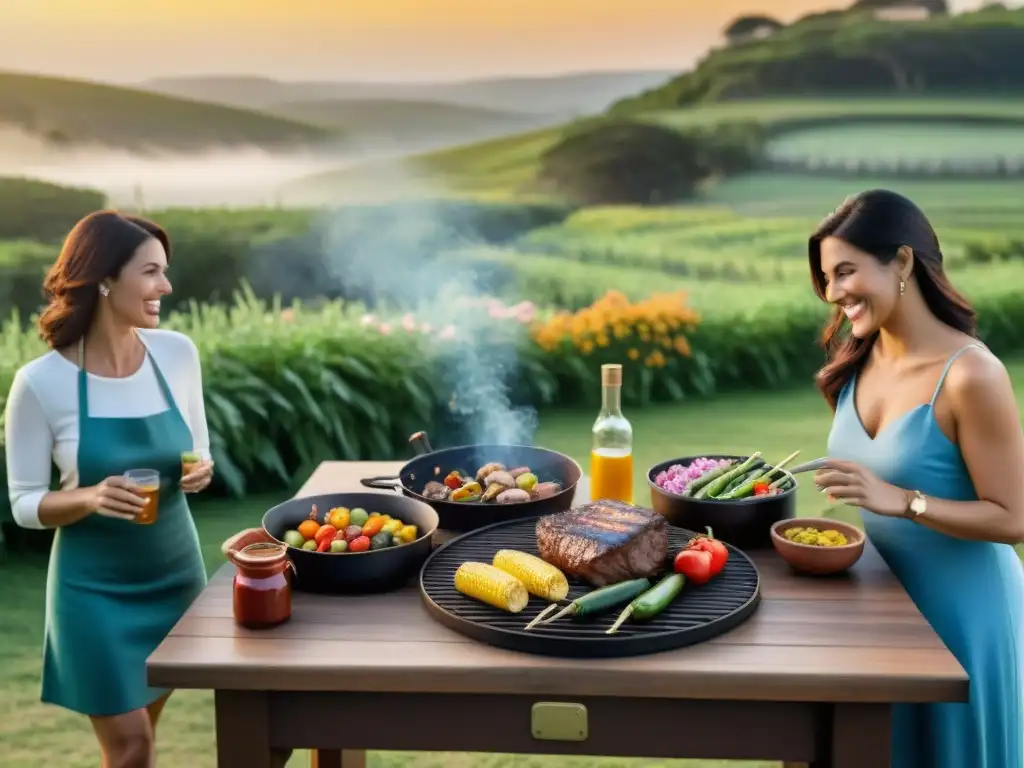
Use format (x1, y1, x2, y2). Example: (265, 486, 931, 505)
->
(770, 517, 865, 575)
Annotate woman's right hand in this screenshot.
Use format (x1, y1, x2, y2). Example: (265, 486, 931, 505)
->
(88, 476, 148, 520)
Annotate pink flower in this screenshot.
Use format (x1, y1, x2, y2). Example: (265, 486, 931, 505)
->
(360, 314, 375, 326)
(488, 305, 508, 319)
(378, 323, 392, 335)
(512, 301, 535, 324)
(439, 325, 456, 340)
(280, 308, 295, 323)
(401, 313, 417, 332)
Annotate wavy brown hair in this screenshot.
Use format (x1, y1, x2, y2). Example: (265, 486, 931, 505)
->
(38, 210, 171, 349)
(809, 189, 977, 410)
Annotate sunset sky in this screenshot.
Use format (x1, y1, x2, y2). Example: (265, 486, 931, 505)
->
(0, 0, 1008, 83)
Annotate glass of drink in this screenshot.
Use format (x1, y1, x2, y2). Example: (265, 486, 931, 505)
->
(181, 451, 201, 477)
(124, 468, 160, 525)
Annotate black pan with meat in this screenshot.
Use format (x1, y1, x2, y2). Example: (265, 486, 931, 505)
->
(361, 432, 582, 533)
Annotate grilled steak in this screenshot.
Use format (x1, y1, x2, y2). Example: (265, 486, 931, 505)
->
(535, 500, 669, 586)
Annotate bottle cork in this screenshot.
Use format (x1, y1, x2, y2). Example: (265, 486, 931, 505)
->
(601, 363, 622, 387)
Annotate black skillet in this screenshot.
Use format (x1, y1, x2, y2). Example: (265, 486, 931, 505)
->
(360, 432, 582, 533)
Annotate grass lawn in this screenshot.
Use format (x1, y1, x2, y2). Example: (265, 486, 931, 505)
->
(5, 360, 1024, 767)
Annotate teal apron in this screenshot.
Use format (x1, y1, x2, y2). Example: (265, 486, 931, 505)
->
(41, 336, 207, 716)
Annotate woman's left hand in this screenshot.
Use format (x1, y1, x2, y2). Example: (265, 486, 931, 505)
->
(181, 460, 214, 494)
(814, 458, 908, 517)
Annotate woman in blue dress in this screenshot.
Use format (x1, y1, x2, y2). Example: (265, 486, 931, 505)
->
(810, 189, 1024, 767)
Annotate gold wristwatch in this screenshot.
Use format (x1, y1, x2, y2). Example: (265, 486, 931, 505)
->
(904, 490, 927, 520)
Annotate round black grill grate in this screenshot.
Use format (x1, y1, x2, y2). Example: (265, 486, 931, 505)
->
(419, 515, 761, 658)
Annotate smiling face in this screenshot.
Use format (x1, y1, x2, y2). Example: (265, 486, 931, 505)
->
(819, 236, 907, 339)
(101, 236, 172, 329)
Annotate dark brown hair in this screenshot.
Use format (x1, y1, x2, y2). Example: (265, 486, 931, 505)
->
(809, 189, 977, 410)
(38, 210, 171, 349)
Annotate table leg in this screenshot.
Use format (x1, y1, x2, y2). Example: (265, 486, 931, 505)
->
(215, 690, 286, 768)
(310, 750, 365, 768)
(826, 703, 892, 768)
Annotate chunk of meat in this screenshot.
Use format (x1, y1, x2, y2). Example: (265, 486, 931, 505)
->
(535, 501, 669, 586)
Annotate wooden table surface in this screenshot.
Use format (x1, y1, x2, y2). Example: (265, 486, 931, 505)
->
(147, 461, 969, 767)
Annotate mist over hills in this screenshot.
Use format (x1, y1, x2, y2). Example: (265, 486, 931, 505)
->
(140, 70, 677, 117)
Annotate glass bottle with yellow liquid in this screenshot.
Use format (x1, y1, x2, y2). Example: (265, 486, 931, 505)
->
(590, 363, 634, 503)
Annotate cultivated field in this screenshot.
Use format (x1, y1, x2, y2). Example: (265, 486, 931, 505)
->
(285, 97, 1024, 204)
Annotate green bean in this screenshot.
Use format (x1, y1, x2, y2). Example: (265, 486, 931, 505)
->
(695, 453, 762, 499)
(681, 464, 732, 497)
(722, 466, 764, 495)
(720, 450, 801, 500)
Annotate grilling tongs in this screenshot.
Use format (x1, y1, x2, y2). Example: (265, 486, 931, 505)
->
(786, 457, 829, 475)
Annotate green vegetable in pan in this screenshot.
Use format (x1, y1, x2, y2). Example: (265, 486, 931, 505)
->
(695, 453, 762, 499)
(682, 464, 733, 497)
(719, 450, 800, 500)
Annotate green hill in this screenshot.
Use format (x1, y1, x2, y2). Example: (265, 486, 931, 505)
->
(266, 98, 551, 146)
(610, 5, 1024, 113)
(0, 71, 336, 151)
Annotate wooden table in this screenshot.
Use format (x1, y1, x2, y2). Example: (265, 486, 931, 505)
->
(148, 461, 969, 768)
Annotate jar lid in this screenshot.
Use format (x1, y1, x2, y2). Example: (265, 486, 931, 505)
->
(235, 541, 288, 565)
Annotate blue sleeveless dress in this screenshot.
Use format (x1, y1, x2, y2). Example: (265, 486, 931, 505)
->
(827, 344, 1024, 768)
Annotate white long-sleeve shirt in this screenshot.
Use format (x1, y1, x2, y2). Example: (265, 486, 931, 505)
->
(4, 329, 211, 529)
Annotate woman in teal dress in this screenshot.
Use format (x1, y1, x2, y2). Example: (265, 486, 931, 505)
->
(810, 189, 1024, 767)
(4, 211, 215, 766)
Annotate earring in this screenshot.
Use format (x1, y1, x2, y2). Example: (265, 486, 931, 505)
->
(99, 285, 109, 297)
(899, 278, 906, 296)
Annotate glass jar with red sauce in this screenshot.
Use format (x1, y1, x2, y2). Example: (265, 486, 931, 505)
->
(224, 534, 295, 629)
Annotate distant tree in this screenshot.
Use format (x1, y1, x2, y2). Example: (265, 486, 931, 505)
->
(537, 121, 706, 205)
(723, 14, 785, 44)
(536, 120, 765, 206)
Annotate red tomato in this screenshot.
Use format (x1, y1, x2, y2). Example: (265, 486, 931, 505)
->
(349, 535, 371, 553)
(316, 537, 332, 552)
(753, 482, 770, 496)
(687, 526, 729, 575)
(673, 548, 713, 584)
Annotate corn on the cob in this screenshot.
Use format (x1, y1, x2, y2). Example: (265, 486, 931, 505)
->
(492, 549, 569, 601)
(454, 562, 530, 613)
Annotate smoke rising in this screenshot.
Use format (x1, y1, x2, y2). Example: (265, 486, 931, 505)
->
(317, 170, 538, 448)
